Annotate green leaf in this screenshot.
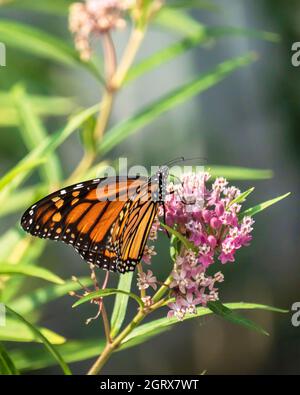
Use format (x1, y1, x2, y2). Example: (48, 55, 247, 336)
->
(6, 306, 71, 375)
(170, 235, 181, 262)
(100, 53, 256, 155)
(0, 19, 101, 80)
(73, 288, 144, 309)
(0, 318, 66, 345)
(161, 223, 196, 252)
(229, 187, 255, 207)
(0, 342, 19, 375)
(0, 159, 45, 192)
(121, 302, 288, 348)
(0, 91, 77, 127)
(0, 0, 72, 15)
(0, 184, 48, 219)
(0, 104, 99, 204)
(0, 263, 65, 285)
(110, 272, 134, 338)
(12, 85, 62, 183)
(240, 192, 291, 218)
(11, 303, 287, 372)
(0, 228, 23, 261)
(155, 8, 205, 37)
(208, 165, 273, 180)
(12, 339, 105, 372)
(168, 0, 219, 11)
(127, 24, 279, 85)
(208, 301, 269, 336)
(9, 277, 92, 315)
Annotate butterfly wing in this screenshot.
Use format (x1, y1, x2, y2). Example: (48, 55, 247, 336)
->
(107, 178, 160, 273)
(21, 176, 147, 271)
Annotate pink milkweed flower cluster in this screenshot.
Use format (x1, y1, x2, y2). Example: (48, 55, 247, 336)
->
(164, 172, 254, 320)
(69, 0, 134, 60)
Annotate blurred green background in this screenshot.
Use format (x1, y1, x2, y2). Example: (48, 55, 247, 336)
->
(0, 0, 299, 374)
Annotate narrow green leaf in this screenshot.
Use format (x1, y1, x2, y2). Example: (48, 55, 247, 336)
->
(170, 235, 181, 262)
(208, 165, 273, 180)
(11, 339, 105, 372)
(155, 8, 205, 37)
(121, 302, 288, 347)
(240, 193, 291, 218)
(0, 0, 72, 15)
(0, 342, 19, 375)
(128, 25, 279, 85)
(0, 184, 48, 219)
(161, 223, 196, 252)
(0, 19, 101, 80)
(9, 277, 92, 315)
(207, 300, 269, 336)
(0, 159, 45, 192)
(6, 307, 71, 375)
(11, 303, 287, 371)
(101, 53, 256, 155)
(110, 272, 134, 338)
(0, 228, 24, 261)
(0, 318, 66, 345)
(228, 187, 255, 207)
(168, 0, 219, 11)
(73, 288, 143, 309)
(0, 104, 99, 204)
(0, 92, 77, 127)
(0, 263, 64, 285)
(12, 85, 62, 183)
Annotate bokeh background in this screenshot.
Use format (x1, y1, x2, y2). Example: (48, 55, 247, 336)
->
(0, 0, 299, 374)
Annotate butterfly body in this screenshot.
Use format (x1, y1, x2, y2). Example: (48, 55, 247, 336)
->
(21, 167, 168, 273)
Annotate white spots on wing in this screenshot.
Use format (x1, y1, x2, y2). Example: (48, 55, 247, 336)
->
(60, 190, 67, 195)
(73, 183, 84, 190)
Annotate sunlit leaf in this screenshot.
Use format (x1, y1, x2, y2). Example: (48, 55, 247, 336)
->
(110, 272, 134, 338)
(207, 301, 269, 336)
(12, 85, 62, 183)
(240, 193, 291, 218)
(100, 53, 256, 155)
(0, 342, 19, 375)
(229, 187, 255, 207)
(6, 307, 71, 375)
(0, 263, 64, 285)
(0, 91, 77, 127)
(0, 0, 72, 14)
(0, 19, 101, 79)
(0, 318, 66, 345)
(208, 165, 273, 180)
(11, 339, 105, 372)
(0, 104, 99, 204)
(9, 277, 92, 315)
(0, 159, 45, 192)
(73, 288, 144, 309)
(121, 302, 288, 347)
(11, 302, 287, 371)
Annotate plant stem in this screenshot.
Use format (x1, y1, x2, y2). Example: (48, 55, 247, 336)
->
(101, 303, 112, 344)
(87, 308, 146, 375)
(87, 271, 173, 375)
(110, 28, 145, 90)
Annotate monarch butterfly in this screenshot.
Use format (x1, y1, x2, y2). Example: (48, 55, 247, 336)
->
(20, 166, 169, 274)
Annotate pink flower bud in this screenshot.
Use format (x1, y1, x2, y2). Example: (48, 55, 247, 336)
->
(202, 209, 211, 223)
(215, 203, 225, 216)
(207, 235, 217, 248)
(210, 217, 222, 229)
